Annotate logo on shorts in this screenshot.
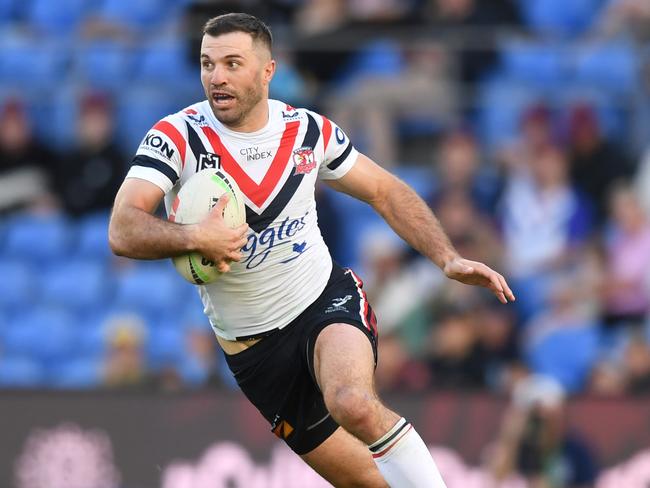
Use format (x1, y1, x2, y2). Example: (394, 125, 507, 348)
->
(271, 416, 294, 440)
(325, 295, 353, 313)
(292, 146, 316, 175)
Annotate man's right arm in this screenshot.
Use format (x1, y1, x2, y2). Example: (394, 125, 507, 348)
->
(108, 177, 248, 272)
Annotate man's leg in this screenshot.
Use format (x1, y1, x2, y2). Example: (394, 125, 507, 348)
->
(312, 323, 447, 488)
(301, 426, 388, 487)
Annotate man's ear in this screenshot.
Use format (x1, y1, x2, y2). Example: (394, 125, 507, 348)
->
(262, 59, 276, 86)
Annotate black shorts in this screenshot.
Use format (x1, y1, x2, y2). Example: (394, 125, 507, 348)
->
(223, 262, 378, 455)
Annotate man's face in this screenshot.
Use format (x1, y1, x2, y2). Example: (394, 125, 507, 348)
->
(200, 32, 274, 129)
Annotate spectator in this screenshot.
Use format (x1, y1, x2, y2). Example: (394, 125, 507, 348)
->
(498, 103, 555, 173)
(499, 145, 593, 321)
(0, 98, 58, 213)
(430, 129, 503, 214)
(596, 0, 650, 41)
(600, 182, 650, 329)
(53, 92, 126, 217)
(326, 40, 457, 165)
(486, 375, 599, 487)
(567, 104, 633, 228)
(103, 315, 149, 389)
(432, 187, 502, 266)
(425, 305, 486, 389)
(427, 0, 522, 86)
(623, 336, 650, 394)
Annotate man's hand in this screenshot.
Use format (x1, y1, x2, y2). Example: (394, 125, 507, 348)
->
(191, 194, 249, 273)
(443, 257, 515, 304)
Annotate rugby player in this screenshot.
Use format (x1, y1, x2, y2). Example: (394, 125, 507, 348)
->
(109, 13, 515, 487)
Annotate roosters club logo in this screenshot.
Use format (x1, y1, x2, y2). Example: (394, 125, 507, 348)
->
(292, 146, 316, 175)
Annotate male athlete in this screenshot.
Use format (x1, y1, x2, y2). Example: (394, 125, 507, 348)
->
(109, 13, 515, 487)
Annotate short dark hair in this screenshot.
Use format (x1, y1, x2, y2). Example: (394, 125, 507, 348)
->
(202, 13, 272, 52)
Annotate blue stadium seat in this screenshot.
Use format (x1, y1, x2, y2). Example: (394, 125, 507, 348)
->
(393, 166, 435, 199)
(4, 307, 77, 363)
(0, 34, 69, 90)
(572, 42, 638, 95)
(51, 358, 103, 389)
(517, 0, 603, 36)
(31, 86, 78, 150)
(335, 39, 405, 88)
(73, 40, 135, 91)
(0, 356, 45, 387)
(475, 77, 542, 148)
(27, 0, 92, 36)
(97, 0, 183, 30)
(525, 324, 601, 393)
(500, 40, 566, 87)
(135, 37, 198, 90)
(115, 86, 182, 152)
(326, 188, 387, 268)
(146, 324, 185, 369)
(3, 213, 72, 262)
(75, 212, 112, 260)
(270, 62, 309, 107)
(0, 259, 35, 314)
(76, 314, 111, 357)
(176, 356, 210, 387)
(113, 264, 184, 318)
(0, 0, 25, 24)
(40, 259, 109, 312)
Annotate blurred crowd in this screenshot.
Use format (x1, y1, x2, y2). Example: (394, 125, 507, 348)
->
(0, 0, 649, 414)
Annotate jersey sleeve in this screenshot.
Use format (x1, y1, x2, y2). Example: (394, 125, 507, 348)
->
(125, 115, 187, 193)
(317, 115, 359, 180)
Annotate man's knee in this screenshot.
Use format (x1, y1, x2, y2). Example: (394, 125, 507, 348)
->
(324, 385, 378, 433)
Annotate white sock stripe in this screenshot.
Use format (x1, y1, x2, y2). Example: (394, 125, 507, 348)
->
(371, 425, 413, 459)
(368, 418, 408, 452)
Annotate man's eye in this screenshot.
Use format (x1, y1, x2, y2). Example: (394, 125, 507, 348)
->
(228, 61, 239, 68)
(202, 62, 213, 69)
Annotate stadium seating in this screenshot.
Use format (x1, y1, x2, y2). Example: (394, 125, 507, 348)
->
(0, 258, 35, 316)
(51, 357, 103, 388)
(475, 76, 542, 147)
(73, 40, 135, 91)
(517, 0, 604, 36)
(115, 85, 187, 152)
(146, 323, 186, 370)
(0, 0, 19, 24)
(75, 212, 113, 260)
(135, 36, 198, 92)
(0, 0, 646, 392)
(572, 41, 639, 95)
(4, 307, 77, 364)
(0, 34, 69, 91)
(27, 0, 91, 36)
(0, 356, 45, 387)
(500, 40, 566, 88)
(97, 0, 185, 31)
(40, 259, 109, 313)
(113, 264, 184, 319)
(3, 213, 72, 262)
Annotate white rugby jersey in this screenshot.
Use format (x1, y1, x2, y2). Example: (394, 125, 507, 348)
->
(126, 99, 359, 339)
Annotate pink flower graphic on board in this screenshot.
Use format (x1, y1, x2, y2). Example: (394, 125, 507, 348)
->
(14, 423, 121, 488)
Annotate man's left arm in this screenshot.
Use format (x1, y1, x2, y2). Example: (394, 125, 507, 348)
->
(325, 153, 515, 304)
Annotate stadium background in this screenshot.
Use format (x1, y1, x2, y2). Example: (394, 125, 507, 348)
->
(0, 0, 650, 486)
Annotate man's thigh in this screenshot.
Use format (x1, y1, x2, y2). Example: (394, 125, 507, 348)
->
(301, 426, 389, 488)
(312, 323, 377, 394)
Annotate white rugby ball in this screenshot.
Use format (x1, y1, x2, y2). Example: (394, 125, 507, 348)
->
(169, 168, 246, 284)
